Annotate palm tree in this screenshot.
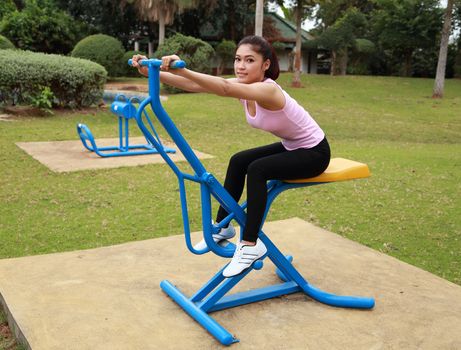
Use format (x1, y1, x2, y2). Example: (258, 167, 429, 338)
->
(433, 0, 455, 98)
(255, 0, 265, 36)
(280, 1, 314, 87)
(130, 0, 216, 54)
(292, 1, 304, 87)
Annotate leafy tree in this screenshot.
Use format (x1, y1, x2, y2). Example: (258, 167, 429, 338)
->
(0, 0, 17, 20)
(0, 0, 87, 54)
(315, 0, 374, 26)
(348, 38, 376, 75)
(316, 7, 367, 75)
(55, 0, 141, 48)
(455, 35, 461, 78)
(206, 0, 257, 41)
(312, 0, 375, 75)
(172, 0, 221, 38)
(371, 0, 443, 77)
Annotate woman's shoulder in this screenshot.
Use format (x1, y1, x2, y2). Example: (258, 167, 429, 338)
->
(262, 78, 284, 92)
(263, 78, 277, 85)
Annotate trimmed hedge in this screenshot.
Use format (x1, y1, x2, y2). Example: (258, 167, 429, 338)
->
(215, 39, 236, 75)
(0, 49, 107, 108)
(0, 35, 14, 50)
(71, 34, 125, 77)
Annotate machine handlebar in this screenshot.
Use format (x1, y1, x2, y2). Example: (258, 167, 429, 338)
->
(128, 58, 186, 69)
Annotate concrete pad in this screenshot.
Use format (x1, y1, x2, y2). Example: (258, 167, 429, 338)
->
(1, 218, 461, 350)
(16, 138, 213, 172)
(0, 114, 16, 122)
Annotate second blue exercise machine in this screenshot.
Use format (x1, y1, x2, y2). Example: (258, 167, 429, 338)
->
(77, 94, 175, 157)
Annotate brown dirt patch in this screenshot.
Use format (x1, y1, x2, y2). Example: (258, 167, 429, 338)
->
(0, 321, 12, 338)
(1, 105, 108, 118)
(1, 105, 48, 117)
(0, 321, 17, 350)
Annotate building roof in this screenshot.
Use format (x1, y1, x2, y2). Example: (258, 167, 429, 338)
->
(199, 11, 315, 48)
(265, 12, 314, 46)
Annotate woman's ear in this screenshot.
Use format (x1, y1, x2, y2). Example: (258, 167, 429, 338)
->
(263, 59, 271, 71)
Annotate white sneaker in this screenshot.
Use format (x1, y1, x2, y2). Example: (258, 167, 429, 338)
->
(222, 239, 267, 278)
(193, 224, 236, 251)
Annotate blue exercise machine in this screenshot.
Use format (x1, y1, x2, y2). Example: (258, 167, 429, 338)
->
(129, 58, 375, 345)
(77, 94, 175, 157)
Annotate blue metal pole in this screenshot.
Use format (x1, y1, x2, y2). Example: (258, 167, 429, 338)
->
(146, 62, 207, 177)
(124, 116, 129, 151)
(118, 116, 123, 151)
(160, 280, 238, 345)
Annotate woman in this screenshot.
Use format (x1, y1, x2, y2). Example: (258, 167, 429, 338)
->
(132, 36, 330, 278)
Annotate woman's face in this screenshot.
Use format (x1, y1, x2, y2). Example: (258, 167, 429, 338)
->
(234, 44, 270, 84)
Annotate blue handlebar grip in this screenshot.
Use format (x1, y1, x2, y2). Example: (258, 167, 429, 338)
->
(127, 59, 186, 69)
(170, 60, 186, 69)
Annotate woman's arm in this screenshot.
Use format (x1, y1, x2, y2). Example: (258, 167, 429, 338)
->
(159, 72, 209, 92)
(131, 54, 207, 93)
(161, 55, 285, 110)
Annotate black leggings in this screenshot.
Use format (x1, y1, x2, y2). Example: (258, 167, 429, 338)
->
(216, 137, 331, 242)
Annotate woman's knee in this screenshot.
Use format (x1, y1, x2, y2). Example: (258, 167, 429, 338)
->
(228, 150, 251, 170)
(247, 160, 267, 181)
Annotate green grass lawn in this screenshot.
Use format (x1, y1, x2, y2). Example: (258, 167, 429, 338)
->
(0, 73, 460, 286)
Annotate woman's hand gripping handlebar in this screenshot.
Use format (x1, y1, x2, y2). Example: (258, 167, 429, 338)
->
(129, 55, 186, 77)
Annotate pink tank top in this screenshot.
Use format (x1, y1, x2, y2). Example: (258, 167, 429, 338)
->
(241, 79, 325, 150)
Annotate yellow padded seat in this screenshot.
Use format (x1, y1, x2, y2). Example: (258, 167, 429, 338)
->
(284, 158, 370, 184)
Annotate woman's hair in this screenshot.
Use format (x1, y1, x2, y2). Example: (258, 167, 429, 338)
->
(237, 35, 280, 80)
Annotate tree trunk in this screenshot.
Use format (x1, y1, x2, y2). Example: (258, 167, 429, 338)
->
(217, 60, 223, 76)
(403, 50, 413, 77)
(158, 7, 165, 49)
(330, 50, 337, 76)
(339, 49, 348, 75)
(255, 0, 264, 36)
(292, 4, 303, 88)
(148, 41, 154, 57)
(433, 0, 454, 99)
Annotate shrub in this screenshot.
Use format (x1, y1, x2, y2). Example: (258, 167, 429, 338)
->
(154, 33, 215, 93)
(0, 49, 107, 108)
(0, 34, 14, 49)
(216, 39, 236, 75)
(121, 50, 146, 77)
(71, 34, 125, 77)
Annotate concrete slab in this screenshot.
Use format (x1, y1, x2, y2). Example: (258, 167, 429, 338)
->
(1, 218, 461, 350)
(15, 138, 213, 173)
